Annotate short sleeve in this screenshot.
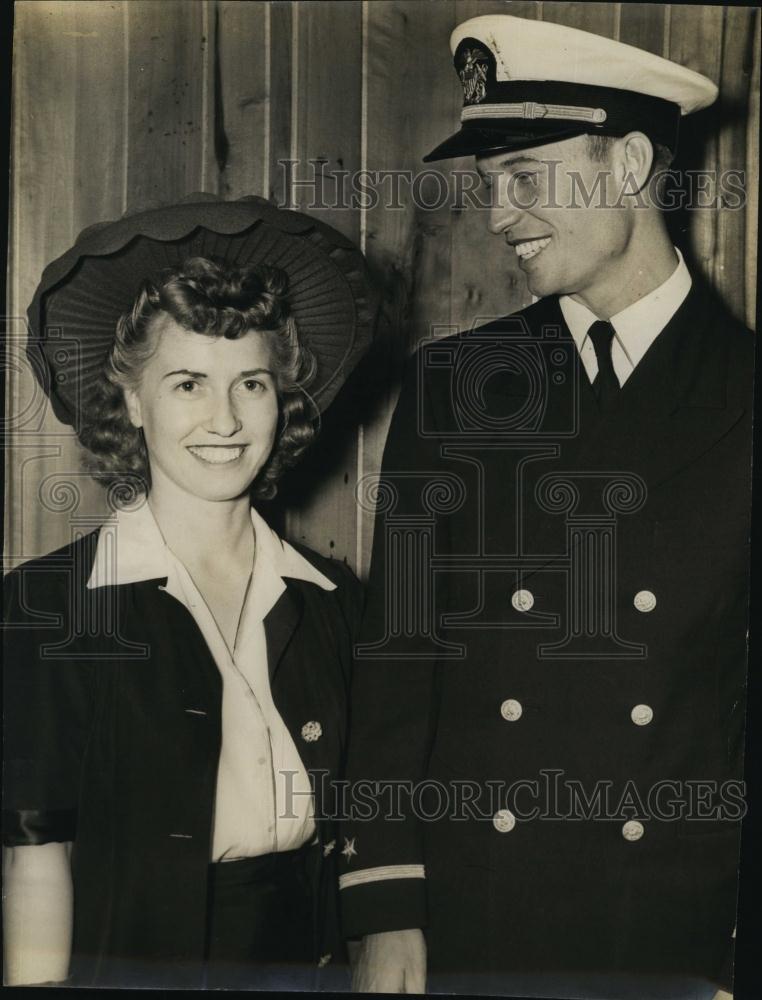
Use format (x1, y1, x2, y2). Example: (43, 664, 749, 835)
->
(3, 560, 95, 846)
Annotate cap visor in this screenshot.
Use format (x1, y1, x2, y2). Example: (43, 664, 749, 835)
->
(422, 122, 592, 162)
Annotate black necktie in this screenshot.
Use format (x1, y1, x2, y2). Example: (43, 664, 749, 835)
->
(587, 320, 619, 407)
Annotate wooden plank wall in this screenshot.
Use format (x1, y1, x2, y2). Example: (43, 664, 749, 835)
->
(6, 1, 760, 575)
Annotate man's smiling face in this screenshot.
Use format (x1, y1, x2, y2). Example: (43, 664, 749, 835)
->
(477, 135, 632, 301)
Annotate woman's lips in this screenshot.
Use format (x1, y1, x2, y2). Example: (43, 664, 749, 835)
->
(186, 445, 246, 465)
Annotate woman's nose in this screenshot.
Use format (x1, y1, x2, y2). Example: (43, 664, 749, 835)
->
(204, 393, 242, 436)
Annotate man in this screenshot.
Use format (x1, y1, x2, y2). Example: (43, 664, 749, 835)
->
(339, 14, 754, 1000)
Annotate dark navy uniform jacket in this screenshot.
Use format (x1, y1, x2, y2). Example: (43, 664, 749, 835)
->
(3, 527, 362, 988)
(339, 283, 754, 992)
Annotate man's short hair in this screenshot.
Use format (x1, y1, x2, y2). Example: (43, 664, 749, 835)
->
(585, 133, 674, 176)
(585, 134, 674, 204)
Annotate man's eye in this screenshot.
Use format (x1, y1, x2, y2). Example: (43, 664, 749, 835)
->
(515, 172, 538, 184)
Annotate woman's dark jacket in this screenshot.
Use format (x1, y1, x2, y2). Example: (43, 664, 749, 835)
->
(3, 527, 362, 988)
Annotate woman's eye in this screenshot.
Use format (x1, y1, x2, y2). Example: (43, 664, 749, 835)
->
(241, 379, 265, 393)
(176, 380, 199, 393)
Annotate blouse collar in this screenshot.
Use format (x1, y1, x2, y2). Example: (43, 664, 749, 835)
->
(86, 498, 336, 594)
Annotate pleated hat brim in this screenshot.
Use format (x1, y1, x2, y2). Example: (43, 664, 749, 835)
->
(28, 195, 377, 426)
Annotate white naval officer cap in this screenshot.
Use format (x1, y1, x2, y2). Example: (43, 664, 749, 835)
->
(423, 14, 719, 162)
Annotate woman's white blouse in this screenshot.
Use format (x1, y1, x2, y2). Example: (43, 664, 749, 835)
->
(87, 499, 336, 861)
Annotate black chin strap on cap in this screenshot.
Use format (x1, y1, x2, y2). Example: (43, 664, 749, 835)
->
(463, 81, 681, 151)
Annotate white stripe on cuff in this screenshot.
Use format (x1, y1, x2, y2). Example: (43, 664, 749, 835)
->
(339, 864, 425, 890)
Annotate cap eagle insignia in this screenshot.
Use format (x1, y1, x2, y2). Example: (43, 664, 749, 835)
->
(458, 47, 489, 105)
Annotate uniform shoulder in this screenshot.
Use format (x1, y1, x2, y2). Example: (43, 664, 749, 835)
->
(723, 315, 755, 396)
(724, 314, 755, 356)
(404, 297, 561, 433)
(699, 292, 755, 366)
(474, 295, 560, 334)
(412, 296, 560, 351)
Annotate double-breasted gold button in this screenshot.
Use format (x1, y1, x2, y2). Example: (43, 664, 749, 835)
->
(622, 820, 645, 842)
(500, 699, 523, 722)
(633, 590, 657, 613)
(511, 589, 534, 612)
(630, 704, 654, 726)
(493, 809, 516, 833)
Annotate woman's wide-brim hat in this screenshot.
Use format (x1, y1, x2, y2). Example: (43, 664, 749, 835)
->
(27, 194, 377, 425)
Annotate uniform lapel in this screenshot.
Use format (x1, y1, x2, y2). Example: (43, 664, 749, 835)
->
(518, 285, 744, 581)
(264, 580, 305, 683)
(563, 284, 736, 485)
(514, 297, 595, 563)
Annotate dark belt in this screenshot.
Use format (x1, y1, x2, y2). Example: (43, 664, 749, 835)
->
(208, 839, 318, 888)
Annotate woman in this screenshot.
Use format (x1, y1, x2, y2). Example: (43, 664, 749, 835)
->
(3, 197, 374, 989)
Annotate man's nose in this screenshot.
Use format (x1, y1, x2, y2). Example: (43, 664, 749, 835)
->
(488, 192, 523, 236)
(205, 392, 242, 436)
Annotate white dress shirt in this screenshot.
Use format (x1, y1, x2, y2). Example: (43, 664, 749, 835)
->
(559, 246, 692, 386)
(87, 499, 336, 861)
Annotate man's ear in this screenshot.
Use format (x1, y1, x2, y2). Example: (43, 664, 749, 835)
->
(618, 131, 654, 194)
(124, 387, 143, 429)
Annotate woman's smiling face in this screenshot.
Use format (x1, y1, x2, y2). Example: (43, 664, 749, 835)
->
(123, 312, 280, 503)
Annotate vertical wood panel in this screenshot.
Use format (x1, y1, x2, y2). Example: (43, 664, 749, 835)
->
(214, 0, 293, 203)
(71, 2, 130, 228)
(357, 0, 458, 576)
(282, 0, 363, 568)
(618, 3, 666, 55)
(216, 0, 270, 199)
(12, 3, 77, 299)
(268, 1, 293, 204)
(7, 1, 127, 565)
(290, 0, 362, 238)
(745, 8, 760, 328)
(125, 0, 214, 208)
(668, 5, 724, 289)
(8, 2, 75, 564)
(713, 5, 756, 322)
(541, 2, 618, 38)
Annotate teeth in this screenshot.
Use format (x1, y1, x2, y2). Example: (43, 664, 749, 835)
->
(515, 237, 551, 260)
(188, 446, 244, 465)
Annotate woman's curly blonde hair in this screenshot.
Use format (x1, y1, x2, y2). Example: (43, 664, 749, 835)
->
(77, 257, 318, 501)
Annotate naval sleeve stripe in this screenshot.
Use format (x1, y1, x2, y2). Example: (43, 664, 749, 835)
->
(339, 864, 425, 890)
